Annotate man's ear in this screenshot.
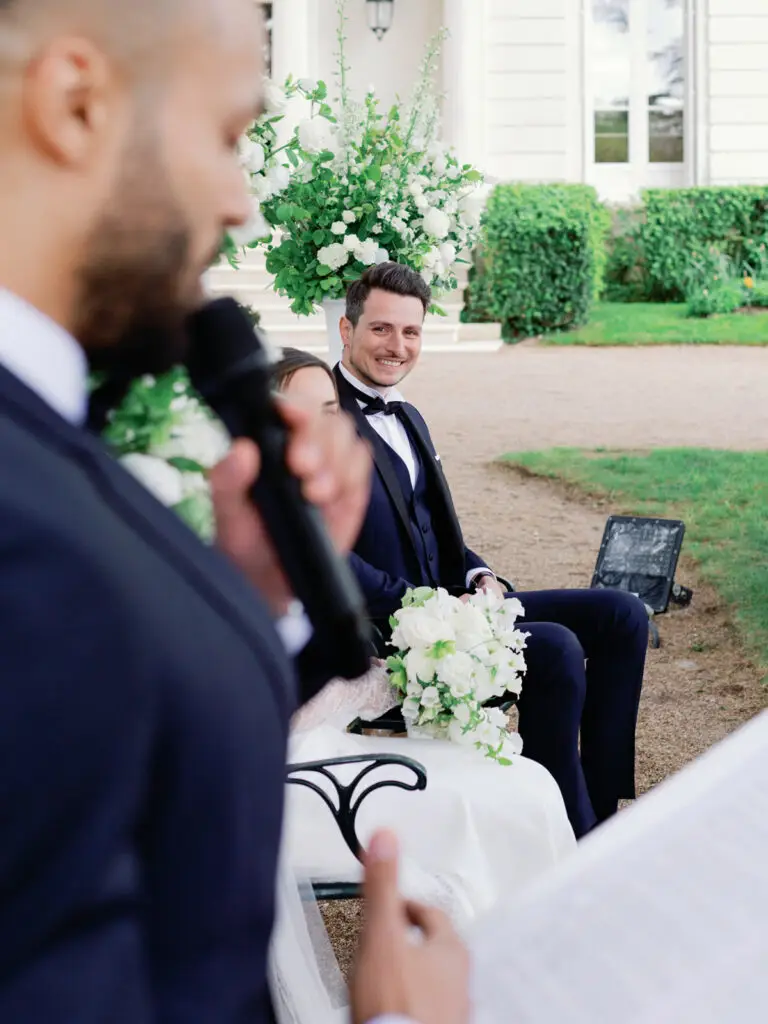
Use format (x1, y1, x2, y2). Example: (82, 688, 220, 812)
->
(23, 37, 113, 167)
(339, 315, 352, 347)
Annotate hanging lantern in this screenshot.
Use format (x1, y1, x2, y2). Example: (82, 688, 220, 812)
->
(366, 0, 394, 41)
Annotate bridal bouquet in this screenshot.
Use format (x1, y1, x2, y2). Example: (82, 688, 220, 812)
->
(102, 369, 229, 541)
(231, 0, 486, 314)
(386, 587, 529, 765)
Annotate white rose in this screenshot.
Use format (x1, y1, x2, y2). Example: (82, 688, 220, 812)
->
(439, 242, 457, 267)
(251, 174, 274, 201)
(435, 651, 475, 697)
(331, 221, 347, 236)
(266, 163, 290, 192)
(420, 685, 441, 709)
(263, 79, 286, 112)
(423, 207, 451, 239)
(342, 210, 356, 224)
(415, 194, 429, 211)
(406, 678, 424, 699)
(240, 138, 266, 174)
(405, 647, 437, 687)
(391, 605, 455, 651)
(298, 117, 331, 155)
(452, 603, 494, 651)
(120, 453, 185, 507)
(409, 180, 424, 196)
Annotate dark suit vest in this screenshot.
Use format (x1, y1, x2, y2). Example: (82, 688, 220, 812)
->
(384, 424, 441, 587)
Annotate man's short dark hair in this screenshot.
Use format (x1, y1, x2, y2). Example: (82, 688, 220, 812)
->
(345, 262, 431, 327)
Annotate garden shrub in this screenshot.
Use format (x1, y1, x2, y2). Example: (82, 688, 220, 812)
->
(747, 282, 768, 309)
(641, 187, 768, 301)
(463, 184, 609, 339)
(603, 205, 649, 302)
(686, 280, 746, 318)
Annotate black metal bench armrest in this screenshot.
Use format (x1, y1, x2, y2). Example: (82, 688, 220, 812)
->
(286, 753, 427, 863)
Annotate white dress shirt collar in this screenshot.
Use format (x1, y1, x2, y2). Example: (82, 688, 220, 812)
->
(338, 361, 405, 404)
(0, 289, 88, 426)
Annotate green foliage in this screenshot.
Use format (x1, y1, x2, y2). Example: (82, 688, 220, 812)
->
(501, 447, 768, 680)
(539, 302, 768, 346)
(640, 187, 768, 301)
(464, 184, 610, 339)
(603, 206, 649, 302)
(748, 282, 768, 308)
(686, 280, 746, 318)
(103, 367, 190, 456)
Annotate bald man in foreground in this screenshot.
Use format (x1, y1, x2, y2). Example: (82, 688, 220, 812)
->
(0, 0, 470, 1021)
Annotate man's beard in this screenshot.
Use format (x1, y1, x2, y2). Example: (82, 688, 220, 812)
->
(73, 133, 210, 379)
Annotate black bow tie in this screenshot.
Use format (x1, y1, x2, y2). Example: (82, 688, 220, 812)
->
(359, 394, 405, 417)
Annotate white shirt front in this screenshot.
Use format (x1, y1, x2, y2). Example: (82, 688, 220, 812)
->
(338, 361, 418, 487)
(0, 288, 311, 653)
(338, 362, 493, 589)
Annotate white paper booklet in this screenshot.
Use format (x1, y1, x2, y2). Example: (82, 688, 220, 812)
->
(470, 711, 768, 1024)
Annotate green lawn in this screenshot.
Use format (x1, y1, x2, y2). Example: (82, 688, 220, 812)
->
(540, 302, 768, 346)
(501, 448, 768, 677)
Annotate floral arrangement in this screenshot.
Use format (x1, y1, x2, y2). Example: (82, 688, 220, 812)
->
(230, 0, 486, 314)
(386, 587, 529, 765)
(102, 369, 230, 541)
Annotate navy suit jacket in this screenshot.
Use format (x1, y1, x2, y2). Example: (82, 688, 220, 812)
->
(334, 366, 487, 622)
(0, 363, 331, 1022)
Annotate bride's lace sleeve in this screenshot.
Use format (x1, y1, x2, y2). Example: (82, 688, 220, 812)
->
(291, 663, 398, 734)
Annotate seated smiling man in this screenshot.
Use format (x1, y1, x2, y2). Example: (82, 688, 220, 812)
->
(333, 263, 648, 838)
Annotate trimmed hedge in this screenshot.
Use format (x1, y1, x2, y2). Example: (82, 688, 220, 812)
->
(608, 187, 768, 302)
(464, 184, 609, 339)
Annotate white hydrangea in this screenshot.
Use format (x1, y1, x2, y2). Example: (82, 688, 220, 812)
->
(423, 207, 451, 239)
(440, 242, 457, 267)
(262, 79, 286, 113)
(331, 221, 347, 235)
(374, 246, 390, 264)
(317, 243, 350, 271)
(266, 164, 290, 193)
(298, 118, 332, 155)
(343, 233, 361, 250)
(342, 210, 356, 223)
(356, 239, 379, 265)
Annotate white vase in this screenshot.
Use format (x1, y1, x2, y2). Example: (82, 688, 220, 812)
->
(322, 298, 346, 367)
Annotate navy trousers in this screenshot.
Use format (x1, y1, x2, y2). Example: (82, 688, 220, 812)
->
(510, 588, 648, 838)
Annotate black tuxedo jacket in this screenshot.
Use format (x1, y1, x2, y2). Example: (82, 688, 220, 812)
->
(0, 363, 331, 1022)
(334, 365, 487, 622)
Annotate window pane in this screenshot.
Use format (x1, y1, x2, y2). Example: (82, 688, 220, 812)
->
(648, 0, 684, 163)
(592, 0, 631, 164)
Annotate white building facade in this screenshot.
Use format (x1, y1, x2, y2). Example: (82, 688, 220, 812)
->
(262, 0, 768, 203)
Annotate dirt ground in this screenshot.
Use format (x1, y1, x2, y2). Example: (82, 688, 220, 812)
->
(322, 343, 768, 970)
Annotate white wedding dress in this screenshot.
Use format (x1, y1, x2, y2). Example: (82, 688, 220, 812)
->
(271, 665, 576, 1023)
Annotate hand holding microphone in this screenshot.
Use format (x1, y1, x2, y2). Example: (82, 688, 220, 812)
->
(187, 298, 374, 679)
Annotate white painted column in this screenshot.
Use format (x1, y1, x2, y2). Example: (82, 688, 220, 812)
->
(442, 0, 488, 171)
(271, 0, 313, 82)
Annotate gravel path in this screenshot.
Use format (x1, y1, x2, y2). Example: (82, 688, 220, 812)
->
(322, 343, 768, 971)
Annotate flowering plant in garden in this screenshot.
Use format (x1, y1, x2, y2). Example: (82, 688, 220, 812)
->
(231, 0, 486, 314)
(103, 369, 230, 541)
(387, 587, 529, 765)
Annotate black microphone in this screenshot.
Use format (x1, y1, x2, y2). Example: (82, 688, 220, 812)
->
(185, 297, 372, 679)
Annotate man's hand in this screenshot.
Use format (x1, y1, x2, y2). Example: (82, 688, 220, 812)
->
(475, 574, 507, 601)
(350, 830, 470, 1024)
(209, 401, 371, 616)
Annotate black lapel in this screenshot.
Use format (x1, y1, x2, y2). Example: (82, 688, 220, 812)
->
(399, 404, 466, 578)
(334, 366, 416, 550)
